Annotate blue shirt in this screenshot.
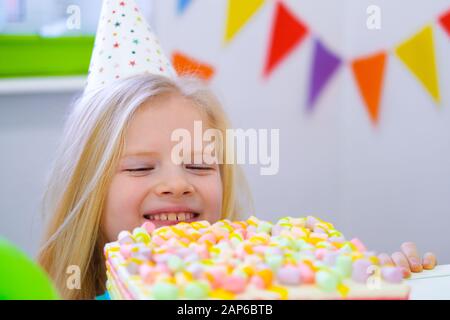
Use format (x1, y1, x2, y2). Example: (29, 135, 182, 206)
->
(95, 291, 110, 300)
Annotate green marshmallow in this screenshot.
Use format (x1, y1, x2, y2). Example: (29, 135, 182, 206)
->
(167, 255, 184, 272)
(132, 227, 151, 243)
(216, 242, 231, 251)
(152, 281, 180, 300)
(301, 243, 315, 251)
(265, 254, 284, 270)
(280, 238, 294, 248)
(230, 237, 242, 246)
(288, 252, 301, 262)
(335, 255, 352, 278)
(184, 281, 209, 299)
(339, 243, 353, 253)
(277, 217, 290, 225)
(331, 267, 346, 281)
(294, 239, 307, 250)
(313, 261, 327, 270)
(257, 221, 273, 234)
(316, 271, 339, 293)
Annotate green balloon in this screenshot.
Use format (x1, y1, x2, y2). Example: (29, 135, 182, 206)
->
(0, 237, 59, 300)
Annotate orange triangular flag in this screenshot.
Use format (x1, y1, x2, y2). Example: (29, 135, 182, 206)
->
(351, 52, 387, 124)
(172, 51, 215, 81)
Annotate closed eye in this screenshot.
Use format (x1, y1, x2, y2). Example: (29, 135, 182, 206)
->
(125, 167, 154, 172)
(185, 165, 214, 170)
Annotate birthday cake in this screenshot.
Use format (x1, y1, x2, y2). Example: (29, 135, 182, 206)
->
(104, 216, 410, 299)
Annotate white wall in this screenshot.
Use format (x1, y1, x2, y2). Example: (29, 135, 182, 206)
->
(0, 0, 449, 263)
(0, 93, 76, 256)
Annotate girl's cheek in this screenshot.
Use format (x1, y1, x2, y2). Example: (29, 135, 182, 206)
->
(103, 176, 147, 240)
(111, 177, 147, 212)
(195, 174, 223, 219)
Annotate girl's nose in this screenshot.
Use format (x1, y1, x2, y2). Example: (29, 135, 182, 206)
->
(153, 175, 195, 198)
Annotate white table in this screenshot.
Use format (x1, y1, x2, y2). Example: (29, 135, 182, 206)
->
(406, 264, 450, 299)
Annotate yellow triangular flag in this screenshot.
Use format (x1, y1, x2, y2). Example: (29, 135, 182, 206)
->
(395, 25, 440, 103)
(224, 0, 265, 43)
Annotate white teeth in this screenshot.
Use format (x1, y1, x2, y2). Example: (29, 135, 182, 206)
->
(146, 212, 197, 222)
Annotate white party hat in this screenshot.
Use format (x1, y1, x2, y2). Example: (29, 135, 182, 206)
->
(85, 0, 177, 92)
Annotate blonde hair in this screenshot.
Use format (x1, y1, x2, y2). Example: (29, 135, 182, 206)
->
(38, 74, 253, 299)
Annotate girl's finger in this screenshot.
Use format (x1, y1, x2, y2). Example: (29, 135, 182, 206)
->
(391, 252, 411, 278)
(378, 253, 394, 266)
(400, 242, 423, 273)
(422, 252, 437, 270)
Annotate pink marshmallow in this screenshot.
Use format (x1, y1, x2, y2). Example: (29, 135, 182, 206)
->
(142, 221, 156, 234)
(277, 266, 302, 285)
(198, 233, 217, 244)
(222, 275, 247, 293)
(381, 266, 404, 283)
(352, 259, 373, 283)
(139, 264, 155, 283)
(119, 244, 132, 259)
(350, 238, 367, 252)
(206, 268, 227, 289)
(151, 235, 166, 246)
(315, 248, 328, 260)
(249, 275, 266, 289)
(298, 263, 315, 284)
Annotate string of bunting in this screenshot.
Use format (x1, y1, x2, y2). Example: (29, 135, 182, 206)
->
(175, 0, 450, 125)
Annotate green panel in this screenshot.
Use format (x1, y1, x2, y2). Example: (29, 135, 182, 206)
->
(0, 34, 94, 78)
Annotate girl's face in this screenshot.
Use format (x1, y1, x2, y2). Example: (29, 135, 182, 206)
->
(103, 94, 223, 241)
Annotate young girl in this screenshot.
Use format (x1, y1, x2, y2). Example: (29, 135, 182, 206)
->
(37, 73, 436, 299)
(37, 74, 253, 299)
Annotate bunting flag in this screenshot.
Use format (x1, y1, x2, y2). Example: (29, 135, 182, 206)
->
(263, 1, 308, 77)
(351, 52, 387, 125)
(439, 9, 450, 37)
(172, 51, 215, 81)
(395, 25, 440, 103)
(177, 0, 193, 15)
(224, 0, 265, 43)
(307, 39, 341, 110)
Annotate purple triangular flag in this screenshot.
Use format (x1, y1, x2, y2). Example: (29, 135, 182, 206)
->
(307, 38, 342, 110)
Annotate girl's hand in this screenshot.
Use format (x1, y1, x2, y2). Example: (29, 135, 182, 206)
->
(377, 242, 437, 278)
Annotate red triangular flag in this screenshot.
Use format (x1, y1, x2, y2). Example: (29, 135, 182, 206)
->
(263, 1, 308, 77)
(172, 51, 215, 81)
(439, 9, 450, 37)
(351, 52, 387, 124)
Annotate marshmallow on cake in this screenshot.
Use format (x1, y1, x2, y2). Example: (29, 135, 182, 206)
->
(104, 216, 410, 299)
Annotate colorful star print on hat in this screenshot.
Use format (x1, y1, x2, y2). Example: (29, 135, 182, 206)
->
(85, 0, 177, 93)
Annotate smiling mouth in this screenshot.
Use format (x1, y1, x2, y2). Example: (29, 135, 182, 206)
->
(143, 212, 201, 222)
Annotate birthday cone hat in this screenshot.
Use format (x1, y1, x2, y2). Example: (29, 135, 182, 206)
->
(85, 0, 177, 92)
